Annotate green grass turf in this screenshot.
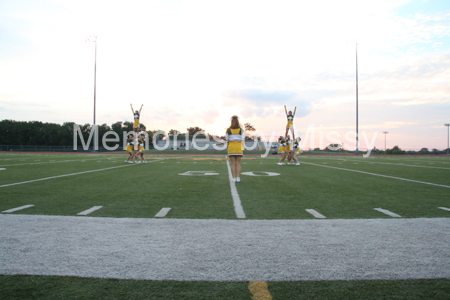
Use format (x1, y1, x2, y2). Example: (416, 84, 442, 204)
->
(0, 153, 449, 219)
(1, 153, 450, 299)
(0, 275, 449, 300)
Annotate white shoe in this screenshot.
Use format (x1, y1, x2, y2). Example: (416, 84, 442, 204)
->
(236, 177, 240, 182)
(277, 162, 285, 165)
(126, 161, 133, 164)
(287, 162, 291, 165)
(295, 162, 300, 165)
(233, 178, 236, 182)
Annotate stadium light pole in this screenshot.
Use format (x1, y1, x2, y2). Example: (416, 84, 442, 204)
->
(445, 123, 450, 155)
(383, 131, 388, 151)
(355, 41, 359, 154)
(86, 36, 97, 151)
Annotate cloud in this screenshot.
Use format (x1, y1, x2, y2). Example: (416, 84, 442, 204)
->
(224, 88, 315, 119)
(226, 89, 295, 104)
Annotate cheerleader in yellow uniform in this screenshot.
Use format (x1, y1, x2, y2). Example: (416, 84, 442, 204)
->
(292, 139, 301, 165)
(284, 105, 296, 140)
(138, 135, 147, 163)
(226, 115, 245, 182)
(130, 104, 143, 133)
(277, 136, 287, 165)
(285, 135, 293, 165)
(125, 134, 135, 163)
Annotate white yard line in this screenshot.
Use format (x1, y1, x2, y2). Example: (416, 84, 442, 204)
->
(305, 209, 326, 219)
(374, 208, 402, 218)
(0, 158, 102, 167)
(334, 158, 450, 170)
(438, 207, 450, 212)
(77, 206, 103, 216)
(154, 208, 172, 218)
(0, 165, 132, 188)
(0, 159, 164, 188)
(301, 162, 450, 189)
(2, 205, 34, 213)
(226, 161, 246, 219)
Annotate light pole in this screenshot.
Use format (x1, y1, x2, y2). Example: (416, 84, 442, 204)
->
(445, 124, 450, 155)
(86, 36, 97, 151)
(355, 41, 359, 154)
(383, 131, 388, 151)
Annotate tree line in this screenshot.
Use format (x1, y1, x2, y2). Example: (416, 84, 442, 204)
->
(0, 120, 259, 146)
(0, 120, 146, 146)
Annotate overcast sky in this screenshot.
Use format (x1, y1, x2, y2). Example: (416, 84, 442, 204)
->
(1, 0, 449, 150)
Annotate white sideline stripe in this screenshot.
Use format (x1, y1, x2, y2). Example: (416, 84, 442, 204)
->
(301, 162, 450, 189)
(155, 208, 171, 218)
(342, 159, 450, 170)
(226, 161, 246, 219)
(0, 165, 131, 188)
(374, 208, 401, 218)
(438, 207, 450, 212)
(77, 206, 103, 216)
(306, 209, 326, 219)
(0, 159, 164, 188)
(0, 158, 101, 167)
(2, 205, 34, 213)
(312, 157, 450, 170)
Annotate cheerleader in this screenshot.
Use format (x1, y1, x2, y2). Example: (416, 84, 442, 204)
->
(292, 138, 301, 165)
(285, 135, 293, 165)
(277, 136, 287, 165)
(138, 134, 147, 163)
(226, 115, 245, 182)
(130, 104, 143, 133)
(284, 105, 296, 140)
(125, 134, 135, 163)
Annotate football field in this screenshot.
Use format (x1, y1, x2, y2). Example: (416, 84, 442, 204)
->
(1, 152, 449, 299)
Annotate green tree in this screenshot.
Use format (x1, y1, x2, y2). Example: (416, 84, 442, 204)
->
(244, 123, 256, 132)
(386, 145, 405, 155)
(187, 126, 204, 136)
(419, 148, 430, 154)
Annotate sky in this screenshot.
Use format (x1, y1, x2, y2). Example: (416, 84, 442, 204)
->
(0, 0, 449, 151)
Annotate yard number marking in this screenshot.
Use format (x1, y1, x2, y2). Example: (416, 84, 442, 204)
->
(179, 171, 219, 176)
(241, 171, 280, 176)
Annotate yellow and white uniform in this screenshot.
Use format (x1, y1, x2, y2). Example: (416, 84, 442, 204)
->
(286, 138, 293, 153)
(226, 127, 244, 156)
(294, 141, 301, 155)
(131, 105, 143, 128)
(285, 107, 296, 128)
(139, 139, 145, 153)
(277, 138, 286, 154)
(133, 138, 139, 150)
(126, 138, 134, 152)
